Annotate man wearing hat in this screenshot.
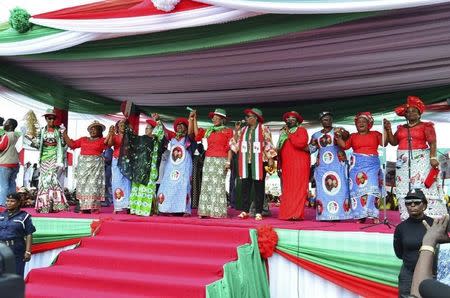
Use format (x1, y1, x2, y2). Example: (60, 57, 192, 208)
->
(277, 111, 310, 220)
(393, 188, 434, 297)
(231, 108, 276, 221)
(309, 111, 352, 221)
(0, 118, 20, 207)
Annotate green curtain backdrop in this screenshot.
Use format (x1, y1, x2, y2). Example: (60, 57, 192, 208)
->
(138, 84, 450, 123)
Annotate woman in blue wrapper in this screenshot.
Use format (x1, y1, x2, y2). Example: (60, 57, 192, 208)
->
(157, 117, 196, 216)
(310, 112, 352, 221)
(336, 112, 386, 223)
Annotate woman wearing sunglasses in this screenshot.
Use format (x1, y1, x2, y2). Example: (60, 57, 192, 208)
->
(393, 188, 433, 297)
(28, 109, 69, 213)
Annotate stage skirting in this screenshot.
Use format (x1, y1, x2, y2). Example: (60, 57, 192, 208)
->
(25, 217, 400, 297)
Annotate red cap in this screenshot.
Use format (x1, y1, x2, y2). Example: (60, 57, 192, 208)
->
(282, 111, 303, 124)
(173, 117, 189, 131)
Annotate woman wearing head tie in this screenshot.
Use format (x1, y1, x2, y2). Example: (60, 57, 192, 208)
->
(336, 112, 386, 223)
(310, 111, 352, 221)
(384, 96, 448, 221)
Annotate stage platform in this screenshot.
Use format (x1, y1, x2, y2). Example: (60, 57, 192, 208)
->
(22, 206, 402, 298)
(25, 205, 401, 234)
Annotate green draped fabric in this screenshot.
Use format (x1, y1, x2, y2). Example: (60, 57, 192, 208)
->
(138, 84, 450, 123)
(206, 229, 270, 298)
(31, 12, 376, 60)
(0, 25, 61, 43)
(275, 229, 402, 287)
(32, 217, 93, 244)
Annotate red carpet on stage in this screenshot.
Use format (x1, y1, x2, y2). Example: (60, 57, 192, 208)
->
(26, 206, 401, 234)
(25, 220, 251, 298)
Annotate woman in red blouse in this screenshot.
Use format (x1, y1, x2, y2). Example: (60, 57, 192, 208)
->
(336, 112, 385, 223)
(384, 96, 447, 220)
(63, 121, 111, 213)
(190, 108, 233, 218)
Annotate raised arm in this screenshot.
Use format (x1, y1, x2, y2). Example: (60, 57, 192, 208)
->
(105, 125, 115, 146)
(188, 110, 198, 137)
(383, 119, 398, 146)
(62, 130, 73, 148)
(411, 215, 450, 297)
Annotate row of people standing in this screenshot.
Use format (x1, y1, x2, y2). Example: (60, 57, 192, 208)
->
(310, 96, 447, 223)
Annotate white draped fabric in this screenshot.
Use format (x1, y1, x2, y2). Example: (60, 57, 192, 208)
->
(24, 244, 77, 278)
(0, 31, 108, 56)
(30, 7, 259, 33)
(268, 253, 361, 298)
(195, 0, 450, 13)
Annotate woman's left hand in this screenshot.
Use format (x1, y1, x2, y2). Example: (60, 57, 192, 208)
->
(430, 158, 440, 168)
(225, 162, 231, 171)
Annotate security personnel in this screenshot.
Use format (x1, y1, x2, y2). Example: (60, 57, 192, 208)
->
(0, 193, 36, 276)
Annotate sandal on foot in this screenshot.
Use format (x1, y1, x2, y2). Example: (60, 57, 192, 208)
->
(255, 213, 263, 221)
(238, 212, 249, 219)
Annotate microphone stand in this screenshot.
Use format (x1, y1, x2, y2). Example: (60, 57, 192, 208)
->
(361, 114, 395, 229)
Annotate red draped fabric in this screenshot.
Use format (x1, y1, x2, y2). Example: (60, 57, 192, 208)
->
(275, 249, 398, 298)
(33, 0, 210, 19)
(32, 238, 81, 254)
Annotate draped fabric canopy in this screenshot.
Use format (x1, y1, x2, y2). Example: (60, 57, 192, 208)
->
(1, 1, 450, 122)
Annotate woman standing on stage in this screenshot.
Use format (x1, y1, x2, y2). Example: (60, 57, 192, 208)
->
(28, 109, 69, 213)
(310, 111, 352, 221)
(336, 112, 385, 223)
(157, 117, 195, 215)
(119, 118, 164, 216)
(106, 120, 131, 213)
(191, 108, 233, 218)
(63, 121, 111, 213)
(384, 96, 447, 220)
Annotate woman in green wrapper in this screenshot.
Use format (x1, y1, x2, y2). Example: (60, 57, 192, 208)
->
(190, 108, 233, 218)
(119, 118, 164, 216)
(28, 109, 69, 213)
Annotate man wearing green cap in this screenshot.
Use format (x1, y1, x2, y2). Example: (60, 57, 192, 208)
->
(231, 108, 276, 221)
